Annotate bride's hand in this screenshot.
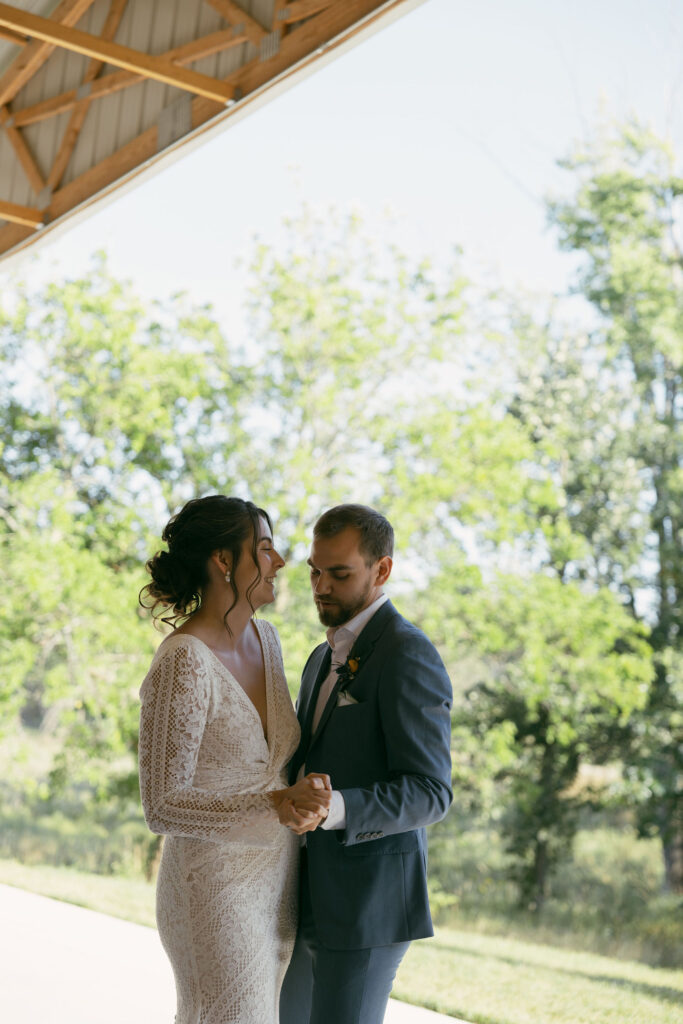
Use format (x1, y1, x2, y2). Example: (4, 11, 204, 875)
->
(277, 799, 325, 834)
(286, 774, 332, 816)
(271, 773, 333, 833)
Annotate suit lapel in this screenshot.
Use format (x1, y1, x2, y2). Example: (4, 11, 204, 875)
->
(290, 644, 331, 781)
(309, 600, 397, 745)
(299, 645, 332, 731)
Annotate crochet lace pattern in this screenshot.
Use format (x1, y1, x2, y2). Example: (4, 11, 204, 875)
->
(139, 620, 301, 1023)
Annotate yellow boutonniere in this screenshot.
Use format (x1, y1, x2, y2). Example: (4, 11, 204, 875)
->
(336, 654, 361, 690)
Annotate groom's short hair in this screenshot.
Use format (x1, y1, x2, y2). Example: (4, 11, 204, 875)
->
(314, 504, 394, 564)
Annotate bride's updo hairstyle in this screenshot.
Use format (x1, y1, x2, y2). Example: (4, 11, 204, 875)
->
(140, 495, 273, 629)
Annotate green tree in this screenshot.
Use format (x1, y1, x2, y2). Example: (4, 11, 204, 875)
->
(232, 209, 539, 681)
(462, 575, 650, 909)
(415, 542, 652, 910)
(0, 257, 245, 798)
(546, 121, 683, 891)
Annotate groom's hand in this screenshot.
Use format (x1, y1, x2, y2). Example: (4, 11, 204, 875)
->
(304, 772, 332, 791)
(291, 775, 332, 816)
(277, 774, 332, 833)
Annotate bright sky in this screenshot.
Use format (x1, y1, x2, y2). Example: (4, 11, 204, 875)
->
(2, 0, 682, 332)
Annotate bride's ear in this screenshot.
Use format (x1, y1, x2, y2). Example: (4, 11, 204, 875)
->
(209, 549, 232, 579)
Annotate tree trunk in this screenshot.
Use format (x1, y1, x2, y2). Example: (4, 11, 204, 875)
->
(533, 837, 548, 912)
(662, 801, 683, 893)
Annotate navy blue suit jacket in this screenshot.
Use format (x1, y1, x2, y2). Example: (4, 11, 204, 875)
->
(289, 600, 453, 950)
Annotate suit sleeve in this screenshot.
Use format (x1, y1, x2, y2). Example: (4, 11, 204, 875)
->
(338, 631, 453, 846)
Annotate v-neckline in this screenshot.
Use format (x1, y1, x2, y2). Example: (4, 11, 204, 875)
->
(168, 623, 271, 748)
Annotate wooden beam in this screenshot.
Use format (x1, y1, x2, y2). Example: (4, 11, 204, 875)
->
(46, 20, 246, 188)
(277, 1, 333, 23)
(271, 0, 291, 35)
(166, 26, 248, 64)
(0, 198, 42, 228)
(13, 28, 248, 128)
(204, 0, 267, 45)
(0, 0, 96, 108)
(14, 76, 122, 127)
(0, 25, 26, 45)
(0, 3, 235, 104)
(30, 90, 225, 233)
(47, 0, 130, 191)
(236, 0, 393, 85)
(0, 104, 45, 193)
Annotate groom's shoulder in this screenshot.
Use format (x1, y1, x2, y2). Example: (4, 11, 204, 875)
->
(381, 602, 438, 652)
(380, 606, 449, 686)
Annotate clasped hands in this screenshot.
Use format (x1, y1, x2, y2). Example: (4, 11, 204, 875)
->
(272, 773, 332, 835)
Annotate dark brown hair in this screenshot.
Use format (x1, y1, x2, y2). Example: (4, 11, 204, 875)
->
(139, 495, 272, 630)
(313, 504, 394, 564)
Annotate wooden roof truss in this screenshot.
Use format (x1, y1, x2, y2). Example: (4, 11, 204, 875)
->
(0, 0, 418, 261)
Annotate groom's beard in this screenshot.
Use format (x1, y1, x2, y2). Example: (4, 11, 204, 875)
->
(315, 579, 374, 627)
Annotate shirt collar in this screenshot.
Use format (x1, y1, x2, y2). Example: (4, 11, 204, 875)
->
(326, 593, 389, 654)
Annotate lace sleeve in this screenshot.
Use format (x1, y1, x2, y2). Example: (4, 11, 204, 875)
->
(138, 641, 281, 846)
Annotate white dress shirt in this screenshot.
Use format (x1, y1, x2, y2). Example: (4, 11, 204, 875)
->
(308, 593, 389, 830)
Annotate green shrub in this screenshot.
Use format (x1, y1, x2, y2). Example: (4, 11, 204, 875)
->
(0, 807, 153, 877)
(427, 812, 682, 966)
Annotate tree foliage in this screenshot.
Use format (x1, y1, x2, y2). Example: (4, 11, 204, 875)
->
(545, 121, 683, 891)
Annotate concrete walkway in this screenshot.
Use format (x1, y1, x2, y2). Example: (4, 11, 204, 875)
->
(0, 883, 461, 1024)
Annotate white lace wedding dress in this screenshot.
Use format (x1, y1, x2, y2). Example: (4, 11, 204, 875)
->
(138, 619, 301, 1024)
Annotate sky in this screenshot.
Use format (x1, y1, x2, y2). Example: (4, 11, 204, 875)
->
(2, 0, 683, 334)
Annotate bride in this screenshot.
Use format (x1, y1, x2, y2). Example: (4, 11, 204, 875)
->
(138, 495, 330, 1024)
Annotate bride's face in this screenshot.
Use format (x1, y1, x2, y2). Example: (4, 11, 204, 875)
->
(233, 516, 285, 609)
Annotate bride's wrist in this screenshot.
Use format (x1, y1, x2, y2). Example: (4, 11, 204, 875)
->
(268, 789, 287, 810)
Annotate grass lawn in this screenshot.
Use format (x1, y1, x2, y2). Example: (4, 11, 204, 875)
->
(0, 857, 157, 928)
(1, 858, 681, 1024)
(395, 928, 683, 1024)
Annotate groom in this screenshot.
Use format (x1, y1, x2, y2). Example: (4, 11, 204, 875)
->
(279, 504, 453, 1024)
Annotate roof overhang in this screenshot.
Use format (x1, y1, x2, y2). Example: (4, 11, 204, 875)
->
(0, 0, 427, 265)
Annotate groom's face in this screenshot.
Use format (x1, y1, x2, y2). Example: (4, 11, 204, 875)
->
(308, 527, 387, 628)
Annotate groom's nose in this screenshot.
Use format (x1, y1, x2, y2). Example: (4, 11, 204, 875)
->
(313, 573, 331, 595)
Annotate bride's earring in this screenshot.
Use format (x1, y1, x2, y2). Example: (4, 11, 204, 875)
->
(225, 570, 231, 583)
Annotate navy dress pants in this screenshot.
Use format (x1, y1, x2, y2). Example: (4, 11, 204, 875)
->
(279, 851, 410, 1024)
